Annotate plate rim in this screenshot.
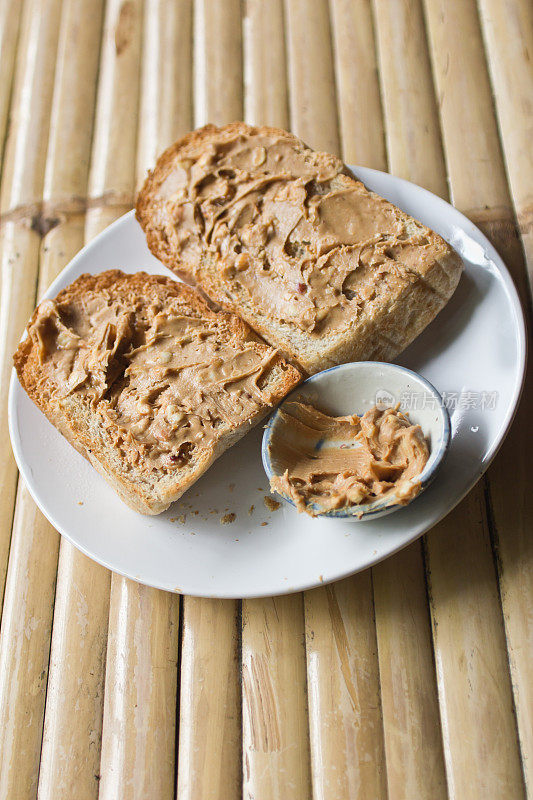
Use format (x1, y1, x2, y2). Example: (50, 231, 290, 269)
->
(8, 167, 528, 597)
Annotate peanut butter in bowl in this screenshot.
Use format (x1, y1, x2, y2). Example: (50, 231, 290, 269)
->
(268, 402, 429, 517)
(262, 361, 451, 521)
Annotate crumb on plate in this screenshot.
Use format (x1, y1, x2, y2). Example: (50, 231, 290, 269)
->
(264, 496, 281, 512)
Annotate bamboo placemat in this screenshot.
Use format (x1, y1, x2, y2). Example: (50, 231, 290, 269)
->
(0, 1, 531, 798)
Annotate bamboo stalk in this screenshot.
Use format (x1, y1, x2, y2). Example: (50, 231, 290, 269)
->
(422, 0, 513, 220)
(478, 0, 533, 288)
(0, 2, 104, 798)
(284, 0, 339, 154)
(329, 0, 386, 168)
(372, 547, 447, 798)
(176, 5, 243, 798)
(0, 0, 24, 166)
(330, 14, 447, 788)
(240, 7, 311, 798)
(372, 0, 447, 198)
(0, 2, 62, 798)
(0, 224, 35, 592)
(36, 3, 142, 799)
(242, 596, 311, 800)
(98, 4, 192, 797)
(194, 0, 243, 126)
(305, 575, 387, 800)
(136, 0, 193, 187)
(486, 359, 533, 800)
(374, 1, 526, 796)
(98, 581, 180, 800)
(283, 5, 390, 797)
(475, 7, 533, 783)
(368, 0, 451, 764)
(0, 0, 61, 612)
(424, 0, 533, 792)
(84, 0, 142, 242)
(423, 0, 531, 289)
(177, 598, 242, 800)
(37, 551, 110, 800)
(0, 486, 59, 800)
(297, 3, 445, 797)
(243, 0, 288, 129)
(426, 495, 525, 799)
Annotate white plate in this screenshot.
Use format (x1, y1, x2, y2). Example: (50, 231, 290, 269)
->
(9, 167, 526, 598)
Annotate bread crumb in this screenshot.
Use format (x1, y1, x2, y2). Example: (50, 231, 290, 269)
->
(319, 574, 324, 582)
(221, 513, 236, 524)
(264, 496, 281, 512)
(193, 510, 199, 515)
(78, 501, 84, 506)
(261, 522, 268, 527)
(229, 483, 235, 491)
(248, 504, 255, 515)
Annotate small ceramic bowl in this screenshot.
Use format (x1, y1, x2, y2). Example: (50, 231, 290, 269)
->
(262, 361, 451, 520)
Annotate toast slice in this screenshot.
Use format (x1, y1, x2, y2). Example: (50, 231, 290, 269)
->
(14, 270, 301, 514)
(136, 123, 463, 374)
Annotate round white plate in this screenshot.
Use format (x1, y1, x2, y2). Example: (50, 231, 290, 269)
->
(9, 167, 526, 598)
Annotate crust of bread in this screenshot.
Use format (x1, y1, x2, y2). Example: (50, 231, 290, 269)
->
(136, 123, 463, 374)
(14, 270, 301, 514)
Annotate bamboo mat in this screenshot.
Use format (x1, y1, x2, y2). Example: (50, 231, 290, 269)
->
(0, 0, 531, 798)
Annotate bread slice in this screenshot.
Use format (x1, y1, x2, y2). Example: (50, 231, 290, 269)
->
(14, 270, 301, 514)
(136, 123, 463, 374)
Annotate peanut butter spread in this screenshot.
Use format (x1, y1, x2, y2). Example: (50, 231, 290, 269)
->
(27, 275, 285, 476)
(269, 401, 429, 515)
(154, 128, 447, 334)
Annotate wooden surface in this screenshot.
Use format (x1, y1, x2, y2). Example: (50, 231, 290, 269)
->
(0, 0, 531, 797)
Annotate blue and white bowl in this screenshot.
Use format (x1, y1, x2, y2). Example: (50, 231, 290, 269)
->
(262, 361, 451, 520)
